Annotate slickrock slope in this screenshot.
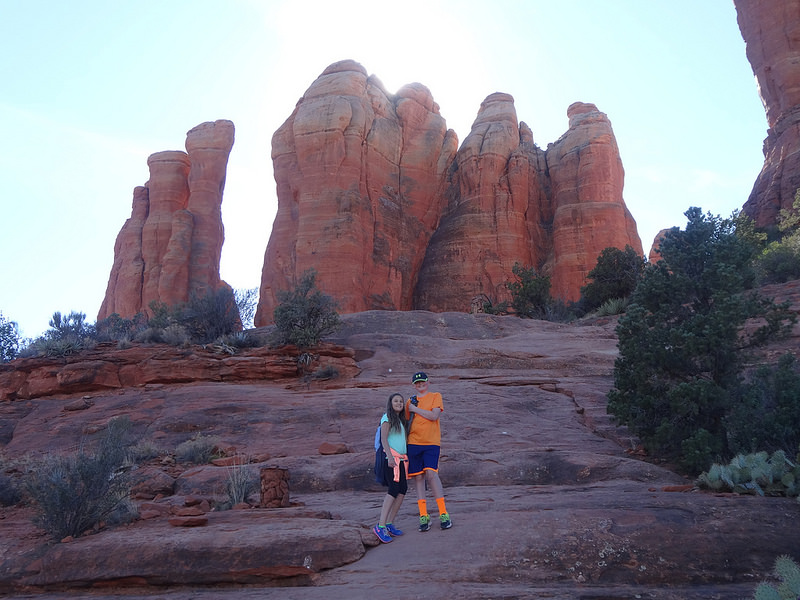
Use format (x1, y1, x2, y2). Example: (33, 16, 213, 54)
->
(256, 60, 457, 324)
(255, 61, 642, 324)
(736, 0, 800, 229)
(2, 289, 800, 599)
(98, 120, 235, 321)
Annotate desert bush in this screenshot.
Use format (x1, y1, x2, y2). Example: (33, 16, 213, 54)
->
(0, 312, 20, 362)
(754, 555, 800, 600)
(507, 262, 553, 319)
(271, 269, 341, 349)
(580, 245, 646, 312)
(594, 297, 630, 317)
(23, 416, 136, 539)
(146, 300, 174, 330)
(95, 312, 148, 343)
(160, 323, 192, 347)
(725, 353, 800, 455)
(608, 208, 796, 474)
(754, 190, 800, 284)
(127, 439, 164, 464)
(178, 287, 241, 344)
(754, 236, 800, 285)
(312, 365, 339, 380)
(223, 461, 259, 508)
(133, 326, 166, 344)
(216, 331, 265, 349)
(175, 434, 221, 464)
(20, 310, 96, 358)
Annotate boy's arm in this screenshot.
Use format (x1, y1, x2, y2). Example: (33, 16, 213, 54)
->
(408, 404, 442, 421)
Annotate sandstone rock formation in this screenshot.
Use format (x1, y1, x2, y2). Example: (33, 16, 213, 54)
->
(416, 99, 642, 311)
(0, 341, 359, 401)
(255, 62, 642, 324)
(98, 120, 235, 321)
(736, 0, 800, 229)
(255, 60, 457, 326)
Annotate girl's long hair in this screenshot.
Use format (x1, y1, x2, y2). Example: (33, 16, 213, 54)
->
(385, 393, 407, 434)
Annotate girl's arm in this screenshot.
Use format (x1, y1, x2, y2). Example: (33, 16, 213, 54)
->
(380, 421, 395, 466)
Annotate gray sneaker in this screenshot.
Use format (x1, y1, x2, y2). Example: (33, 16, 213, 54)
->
(418, 515, 431, 532)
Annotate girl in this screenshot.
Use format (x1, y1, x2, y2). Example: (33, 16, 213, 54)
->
(373, 392, 408, 543)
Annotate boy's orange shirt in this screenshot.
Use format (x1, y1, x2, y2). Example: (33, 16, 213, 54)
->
(405, 391, 444, 445)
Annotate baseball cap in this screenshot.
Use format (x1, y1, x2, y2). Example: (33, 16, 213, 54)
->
(412, 372, 428, 383)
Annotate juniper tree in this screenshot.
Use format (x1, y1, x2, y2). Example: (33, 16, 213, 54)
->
(607, 208, 795, 474)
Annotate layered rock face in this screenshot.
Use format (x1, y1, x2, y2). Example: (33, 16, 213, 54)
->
(416, 99, 641, 310)
(256, 61, 641, 323)
(255, 60, 457, 326)
(413, 94, 551, 310)
(99, 120, 235, 320)
(736, 0, 800, 228)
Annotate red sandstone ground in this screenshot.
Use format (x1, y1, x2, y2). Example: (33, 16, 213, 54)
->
(1, 285, 800, 599)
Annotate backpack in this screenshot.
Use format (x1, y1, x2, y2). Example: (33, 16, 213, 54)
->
(373, 419, 389, 486)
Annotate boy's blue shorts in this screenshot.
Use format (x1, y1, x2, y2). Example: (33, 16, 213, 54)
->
(406, 444, 440, 477)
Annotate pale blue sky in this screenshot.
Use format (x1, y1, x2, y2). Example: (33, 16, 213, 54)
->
(0, 1, 766, 338)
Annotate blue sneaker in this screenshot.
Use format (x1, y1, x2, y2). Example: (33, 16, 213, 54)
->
(440, 513, 452, 530)
(385, 523, 404, 536)
(373, 524, 392, 543)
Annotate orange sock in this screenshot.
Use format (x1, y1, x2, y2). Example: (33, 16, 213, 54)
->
(436, 497, 447, 516)
(417, 499, 427, 517)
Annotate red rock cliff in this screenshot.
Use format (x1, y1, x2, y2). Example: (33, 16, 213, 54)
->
(736, 0, 800, 229)
(255, 61, 642, 322)
(415, 98, 641, 310)
(99, 120, 235, 320)
(254, 60, 457, 326)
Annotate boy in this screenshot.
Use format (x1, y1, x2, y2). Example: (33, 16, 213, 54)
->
(406, 371, 452, 531)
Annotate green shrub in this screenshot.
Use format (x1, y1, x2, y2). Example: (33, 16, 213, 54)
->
(175, 434, 221, 464)
(594, 297, 630, 317)
(0, 312, 20, 362)
(146, 300, 174, 330)
(178, 287, 241, 344)
(482, 299, 509, 315)
(754, 555, 800, 600)
(754, 236, 800, 285)
(580, 245, 646, 312)
(507, 262, 553, 319)
(216, 331, 265, 349)
(160, 324, 192, 347)
(608, 208, 796, 474)
(20, 310, 97, 358)
(23, 416, 136, 539)
(271, 269, 342, 349)
(95, 312, 148, 343)
(726, 354, 800, 455)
